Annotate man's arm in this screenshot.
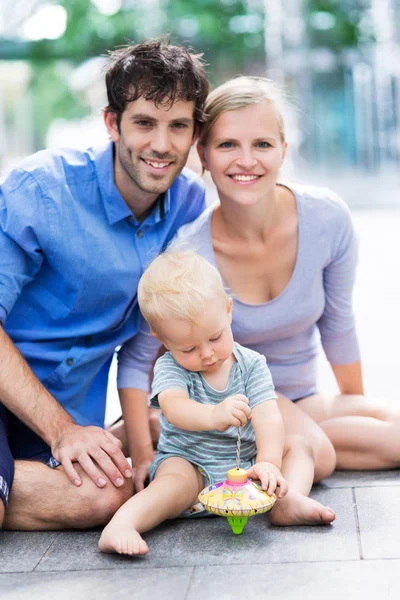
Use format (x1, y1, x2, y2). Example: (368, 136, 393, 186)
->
(0, 324, 131, 488)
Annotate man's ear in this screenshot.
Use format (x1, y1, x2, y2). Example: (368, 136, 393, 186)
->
(191, 123, 200, 145)
(103, 111, 120, 142)
(197, 142, 208, 172)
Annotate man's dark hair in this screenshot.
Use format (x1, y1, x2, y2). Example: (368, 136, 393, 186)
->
(104, 39, 209, 129)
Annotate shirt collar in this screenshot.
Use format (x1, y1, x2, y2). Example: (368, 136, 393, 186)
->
(94, 141, 132, 225)
(94, 141, 171, 226)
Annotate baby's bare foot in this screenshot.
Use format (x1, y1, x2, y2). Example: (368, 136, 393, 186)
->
(270, 491, 336, 526)
(98, 524, 149, 555)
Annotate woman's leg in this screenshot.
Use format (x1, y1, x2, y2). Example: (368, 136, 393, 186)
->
(270, 393, 336, 526)
(298, 393, 400, 470)
(98, 457, 204, 555)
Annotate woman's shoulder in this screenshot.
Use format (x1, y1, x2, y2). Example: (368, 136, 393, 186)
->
(288, 181, 351, 219)
(285, 181, 353, 237)
(170, 202, 218, 259)
(175, 202, 216, 239)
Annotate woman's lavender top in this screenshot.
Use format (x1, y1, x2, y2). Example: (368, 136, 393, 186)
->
(172, 183, 360, 400)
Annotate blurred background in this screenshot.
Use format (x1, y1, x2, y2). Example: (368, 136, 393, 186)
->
(0, 0, 399, 406)
(1, 0, 400, 197)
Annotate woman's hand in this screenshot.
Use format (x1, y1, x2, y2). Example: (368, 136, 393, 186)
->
(246, 461, 288, 498)
(131, 444, 155, 492)
(211, 394, 251, 431)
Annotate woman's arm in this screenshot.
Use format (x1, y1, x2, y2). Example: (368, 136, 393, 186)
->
(318, 197, 361, 369)
(331, 360, 364, 395)
(118, 388, 154, 491)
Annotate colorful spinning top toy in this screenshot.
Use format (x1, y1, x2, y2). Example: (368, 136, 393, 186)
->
(198, 428, 276, 534)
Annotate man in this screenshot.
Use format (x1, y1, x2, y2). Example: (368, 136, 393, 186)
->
(0, 40, 209, 530)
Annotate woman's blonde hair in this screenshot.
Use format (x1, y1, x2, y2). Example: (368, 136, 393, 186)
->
(199, 76, 287, 146)
(138, 250, 229, 331)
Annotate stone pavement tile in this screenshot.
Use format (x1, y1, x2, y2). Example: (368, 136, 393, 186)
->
(188, 560, 400, 600)
(319, 470, 400, 489)
(356, 486, 400, 559)
(0, 567, 193, 600)
(0, 531, 58, 573)
(37, 488, 358, 571)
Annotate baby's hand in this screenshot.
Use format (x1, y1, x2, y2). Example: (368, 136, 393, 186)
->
(246, 462, 288, 498)
(211, 394, 251, 431)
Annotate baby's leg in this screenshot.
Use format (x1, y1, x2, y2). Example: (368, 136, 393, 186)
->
(270, 393, 336, 526)
(270, 433, 336, 526)
(98, 457, 204, 555)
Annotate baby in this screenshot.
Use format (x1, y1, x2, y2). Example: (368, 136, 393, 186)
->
(99, 251, 288, 555)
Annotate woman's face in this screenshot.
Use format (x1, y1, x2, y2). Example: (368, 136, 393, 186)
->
(198, 101, 287, 206)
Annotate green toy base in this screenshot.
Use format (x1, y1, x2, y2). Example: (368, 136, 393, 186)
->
(227, 515, 248, 535)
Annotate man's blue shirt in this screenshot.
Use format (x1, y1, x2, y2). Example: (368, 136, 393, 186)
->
(0, 141, 206, 426)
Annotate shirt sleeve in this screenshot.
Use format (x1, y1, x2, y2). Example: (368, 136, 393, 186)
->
(163, 174, 207, 247)
(245, 355, 277, 409)
(0, 169, 45, 324)
(150, 353, 189, 408)
(317, 200, 360, 365)
(117, 316, 162, 392)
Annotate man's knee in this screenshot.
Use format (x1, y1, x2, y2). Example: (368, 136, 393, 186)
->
(71, 477, 133, 528)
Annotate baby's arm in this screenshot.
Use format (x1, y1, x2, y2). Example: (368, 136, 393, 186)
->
(247, 399, 288, 498)
(159, 388, 251, 431)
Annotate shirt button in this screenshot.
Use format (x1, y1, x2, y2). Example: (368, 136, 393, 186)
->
(84, 335, 92, 345)
(137, 230, 144, 238)
(66, 358, 74, 366)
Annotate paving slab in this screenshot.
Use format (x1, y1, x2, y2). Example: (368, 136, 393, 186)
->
(319, 470, 400, 489)
(36, 487, 358, 571)
(356, 486, 400, 559)
(0, 567, 193, 600)
(188, 560, 400, 600)
(0, 531, 58, 573)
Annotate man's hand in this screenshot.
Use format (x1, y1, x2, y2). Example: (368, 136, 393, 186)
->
(131, 444, 155, 493)
(211, 394, 251, 431)
(51, 424, 132, 488)
(246, 462, 288, 498)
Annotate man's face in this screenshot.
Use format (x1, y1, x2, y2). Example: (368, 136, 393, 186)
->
(105, 97, 196, 200)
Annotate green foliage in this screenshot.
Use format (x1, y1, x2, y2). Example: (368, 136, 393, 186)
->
(0, 0, 377, 148)
(29, 62, 91, 147)
(307, 0, 375, 49)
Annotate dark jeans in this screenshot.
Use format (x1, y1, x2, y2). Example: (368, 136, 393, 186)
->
(0, 403, 56, 508)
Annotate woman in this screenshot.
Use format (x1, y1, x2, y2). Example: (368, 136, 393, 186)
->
(118, 76, 400, 526)
(169, 76, 400, 525)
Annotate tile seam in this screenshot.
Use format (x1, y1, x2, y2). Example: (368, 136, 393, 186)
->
(32, 532, 61, 572)
(5, 557, 400, 575)
(352, 487, 363, 560)
(183, 566, 196, 600)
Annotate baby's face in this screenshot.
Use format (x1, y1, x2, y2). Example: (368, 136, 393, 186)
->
(156, 297, 234, 373)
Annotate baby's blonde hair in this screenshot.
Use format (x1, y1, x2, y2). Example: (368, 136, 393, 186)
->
(138, 250, 229, 331)
(199, 76, 287, 146)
